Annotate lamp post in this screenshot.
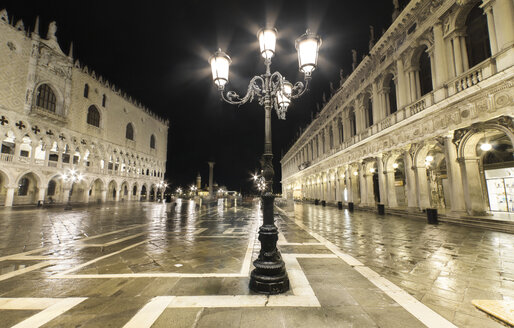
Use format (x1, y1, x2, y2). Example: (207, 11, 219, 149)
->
(62, 169, 83, 210)
(209, 28, 321, 294)
(157, 181, 168, 201)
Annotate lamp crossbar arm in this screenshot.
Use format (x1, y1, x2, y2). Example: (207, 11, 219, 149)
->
(220, 75, 265, 106)
(290, 78, 310, 99)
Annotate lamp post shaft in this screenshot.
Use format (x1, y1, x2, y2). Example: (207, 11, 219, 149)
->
(249, 64, 289, 295)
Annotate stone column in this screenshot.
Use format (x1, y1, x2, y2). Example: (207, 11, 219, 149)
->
(482, 3, 498, 55)
(377, 157, 387, 205)
(443, 135, 466, 212)
(58, 151, 63, 168)
(459, 157, 488, 215)
(492, 0, 514, 51)
(115, 188, 120, 202)
(365, 172, 375, 206)
(396, 59, 408, 108)
(13, 141, 21, 158)
(101, 189, 107, 203)
(452, 35, 464, 75)
(37, 187, 46, 204)
(358, 163, 366, 205)
(433, 22, 449, 88)
(403, 152, 418, 209)
(208, 161, 215, 198)
(4, 187, 15, 207)
(44, 147, 50, 167)
(345, 167, 352, 203)
(414, 165, 431, 210)
(408, 70, 417, 103)
(30, 144, 37, 164)
(385, 170, 398, 207)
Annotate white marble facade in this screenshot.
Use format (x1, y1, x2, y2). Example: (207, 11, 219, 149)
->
(281, 0, 514, 216)
(0, 11, 169, 206)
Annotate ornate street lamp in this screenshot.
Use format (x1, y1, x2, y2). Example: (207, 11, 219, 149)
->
(62, 168, 83, 210)
(209, 28, 321, 294)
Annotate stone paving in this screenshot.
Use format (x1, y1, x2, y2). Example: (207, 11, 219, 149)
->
(0, 200, 510, 327)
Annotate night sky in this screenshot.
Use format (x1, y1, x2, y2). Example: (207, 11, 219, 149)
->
(1, 0, 402, 193)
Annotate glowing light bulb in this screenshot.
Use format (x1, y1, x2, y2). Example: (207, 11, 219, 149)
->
(480, 143, 492, 151)
(393, 163, 399, 169)
(426, 155, 434, 162)
(353, 171, 358, 176)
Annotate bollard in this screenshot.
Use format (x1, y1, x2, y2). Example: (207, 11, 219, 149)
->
(377, 204, 385, 215)
(321, 200, 326, 206)
(427, 208, 438, 224)
(348, 202, 354, 212)
(314, 199, 319, 205)
(338, 201, 343, 210)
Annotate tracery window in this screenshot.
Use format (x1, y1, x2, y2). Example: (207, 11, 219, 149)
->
(87, 105, 100, 127)
(36, 84, 56, 112)
(126, 123, 134, 140)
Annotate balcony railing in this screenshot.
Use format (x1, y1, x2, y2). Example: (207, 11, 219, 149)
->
(283, 57, 502, 180)
(30, 106, 67, 124)
(0, 153, 13, 162)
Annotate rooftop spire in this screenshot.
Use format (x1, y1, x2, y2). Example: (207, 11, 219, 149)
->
(68, 42, 73, 58)
(33, 16, 39, 35)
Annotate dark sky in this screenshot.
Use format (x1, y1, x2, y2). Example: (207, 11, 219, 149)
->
(1, 0, 400, 193)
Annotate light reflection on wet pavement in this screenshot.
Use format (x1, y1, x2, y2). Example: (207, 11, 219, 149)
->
(0, 200, 511, 327)
(289, 203, 514, 327)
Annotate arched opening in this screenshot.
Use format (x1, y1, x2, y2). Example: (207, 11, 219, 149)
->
(140, 185, 147, 201)
(384, 73, 397, 114)
(132, 185, 138, 197)
(36, 84, 57, 112)
(418, 46, 433, 96)
(84, 84, 89, 98)
(329, 126, 334, 149)
(87, 105, 100, 127)
(337, 118, 344, 144)
(481, 134, 514, 212)
(102, 94, 107, 107)
(465, 3, 491, 68)
(1, 131, 15, 155)
(90, 179, 104, 203)
(150, 135, 156, 149)
(126, 123, 134, 140)
(14, 172, 40, 205)
(425, 149, 449, 210)
(107, 181, 117, 201)
(149, 187, 155, 201)
(69, 180, 87, 203)
(46, 177, 64, 204)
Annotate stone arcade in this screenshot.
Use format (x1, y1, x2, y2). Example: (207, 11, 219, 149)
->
(0, 11, 169, 206)
(281, 0, 514, 217)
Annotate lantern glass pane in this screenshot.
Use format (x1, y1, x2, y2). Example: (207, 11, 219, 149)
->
(298, 38, 318, 73)
(259, 29, 276, 59)
(210, 55, 230, 87)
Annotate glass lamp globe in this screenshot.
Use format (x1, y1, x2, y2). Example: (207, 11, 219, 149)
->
(257, 28, 277, 60)
(209, 49, 231, 89)
(295, 29, 322, 76)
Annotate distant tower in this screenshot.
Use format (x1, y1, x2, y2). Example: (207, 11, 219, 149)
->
(208, 162, 215, 198)
(196, 172, 201, 190)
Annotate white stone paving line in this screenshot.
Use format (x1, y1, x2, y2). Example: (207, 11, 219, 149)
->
(123, 296, 175, 328)
(79, 231, 148, 247)
(0, 297, 87, 328)
(0, 224, 147, 262)
(0, 261, 57, 282)
(275, 206, 458, 328)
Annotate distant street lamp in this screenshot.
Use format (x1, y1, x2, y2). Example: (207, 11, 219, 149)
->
(209, 28, 321, 294)
(157, 181, 167, 201)
(62, 168, 83, 210)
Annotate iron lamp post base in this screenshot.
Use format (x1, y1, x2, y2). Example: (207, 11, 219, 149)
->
(249, 194, 289, 294)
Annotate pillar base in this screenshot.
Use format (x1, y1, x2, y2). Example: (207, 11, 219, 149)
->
(249, 194, 289, 295)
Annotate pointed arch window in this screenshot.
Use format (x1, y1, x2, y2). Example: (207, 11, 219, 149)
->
(388, 77, 397, 114)
(36, 84, 56, 112)
(366, 94, 373, 127)
(102, 94, 107, 107)
(87, 105, 100, 127)
(349, 109, 356, 137)
(84, 84, 89, 98)
(329, 126, 334, 149)
(126, 123, 134, 140)
(150, 134, 156, 149)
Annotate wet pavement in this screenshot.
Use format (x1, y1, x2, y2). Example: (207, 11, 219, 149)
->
(0, 200, 511, 327)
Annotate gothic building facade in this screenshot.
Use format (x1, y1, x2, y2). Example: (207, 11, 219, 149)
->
(0, 10, 169, 206)
(281, 0, 514, 217)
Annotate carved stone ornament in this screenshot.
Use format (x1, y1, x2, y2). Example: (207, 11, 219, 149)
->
(38, 45, 72, 79)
